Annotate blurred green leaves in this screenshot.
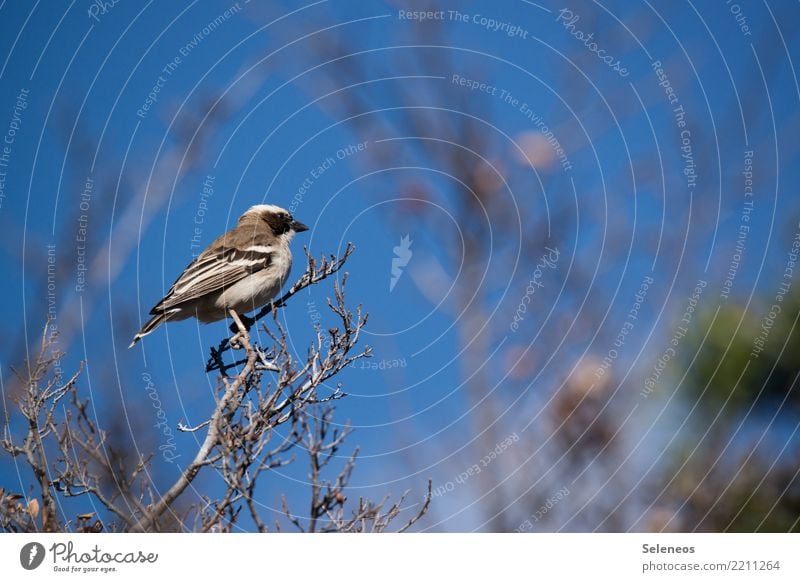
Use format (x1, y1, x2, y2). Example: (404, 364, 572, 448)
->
(660, 289, 800, 531)
(683, 292, 800, 415)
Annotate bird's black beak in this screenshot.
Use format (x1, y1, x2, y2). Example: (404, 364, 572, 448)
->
(291, 219, 309, 233)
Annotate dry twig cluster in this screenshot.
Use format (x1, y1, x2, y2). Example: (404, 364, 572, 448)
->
(1, 246, 430, 532)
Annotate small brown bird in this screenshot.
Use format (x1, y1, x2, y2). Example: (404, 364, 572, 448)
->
(129, 204, 308, 347)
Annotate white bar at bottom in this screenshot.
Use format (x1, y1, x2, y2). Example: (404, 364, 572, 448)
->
(2, 533, 797, 581)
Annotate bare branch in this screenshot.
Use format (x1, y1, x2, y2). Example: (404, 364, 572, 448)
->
(3, 244, 430, 533)
(206, 243, 355, 373)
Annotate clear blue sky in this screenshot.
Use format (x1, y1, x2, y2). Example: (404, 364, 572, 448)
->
(1, 1, 798, 531)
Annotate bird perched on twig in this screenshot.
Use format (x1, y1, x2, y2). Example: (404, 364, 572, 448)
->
(129, 204, 308, 347)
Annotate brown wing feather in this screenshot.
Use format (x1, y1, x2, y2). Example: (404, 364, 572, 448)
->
(151, 246, 273, 314)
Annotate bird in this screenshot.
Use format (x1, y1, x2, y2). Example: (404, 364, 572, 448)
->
(129, 204, 308, 347)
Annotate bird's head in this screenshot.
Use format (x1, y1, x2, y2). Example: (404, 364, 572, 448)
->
(241, 204, 309, 240)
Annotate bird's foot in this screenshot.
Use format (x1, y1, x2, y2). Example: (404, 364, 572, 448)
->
(228, 309, 254, 350)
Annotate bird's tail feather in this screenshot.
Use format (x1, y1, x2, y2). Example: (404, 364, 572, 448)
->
(129, 311, 176, 348)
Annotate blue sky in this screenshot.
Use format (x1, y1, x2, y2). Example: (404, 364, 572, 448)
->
(1, 1, 799, 531)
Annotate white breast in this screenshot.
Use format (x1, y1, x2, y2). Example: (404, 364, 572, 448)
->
(214, 245, 292, 314)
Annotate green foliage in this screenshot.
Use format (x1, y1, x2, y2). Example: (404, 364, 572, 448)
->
(683, 292, 800, 415)
(661, 290, 800, 532)
(670, 449, 800, 532)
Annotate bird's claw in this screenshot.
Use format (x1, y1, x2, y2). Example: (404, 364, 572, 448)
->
(229, 332, 244, 350)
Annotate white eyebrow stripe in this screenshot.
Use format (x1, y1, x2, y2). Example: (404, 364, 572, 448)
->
(243, 245, 274, 254)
